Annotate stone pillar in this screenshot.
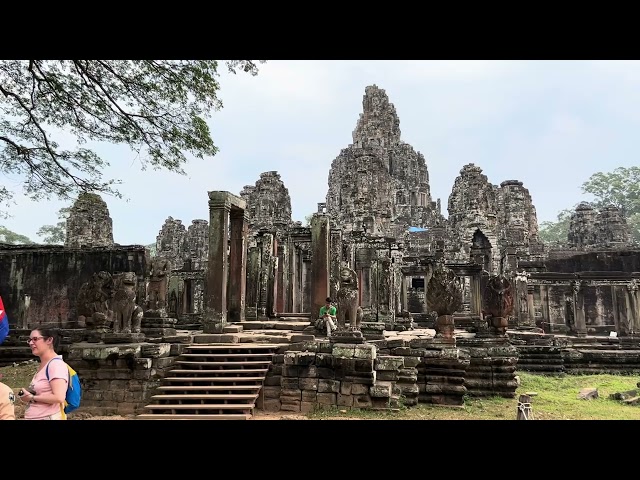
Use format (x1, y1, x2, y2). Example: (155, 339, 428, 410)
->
(276, 243, 287, 314)
(204, 191, 246, 333)
(401, 275, 408, 312)
(269, 236, 279, 317)
(288, 244, 298, 313)
(245, 246, 260, 320)
(257, 233, 273, 319)
(540, 284, 550, 333)
(330, 228, 342, 302)
(228, 209, 248, 322)
(572, 281, 587, 336)
(311, 214, 330, 321)
(527, 285, 536, 326)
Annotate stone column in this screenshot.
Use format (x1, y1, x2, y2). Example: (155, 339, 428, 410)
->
(572, 281, 587, 336)
(245, 246, 260, 320)
(228, 209, 248, 322)
(204, 192, 236, 333)
(269, 235, 279, 318)
(257, 233, 273, 319)
(276, 243, 287, 315)
(288, 244, 298, 313)
(311, 214, 330, 321)
(401, 275, 408, 313)
(330, 228, 342, 302)
(527, 285, 536, 326)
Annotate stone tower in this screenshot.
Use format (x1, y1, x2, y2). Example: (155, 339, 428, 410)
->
(65, 192, 114, 248)
(325, 85, 442, 237)
(240, 171, 292, 235)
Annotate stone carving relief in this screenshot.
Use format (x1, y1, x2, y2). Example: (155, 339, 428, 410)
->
(482, 274, 515, 335)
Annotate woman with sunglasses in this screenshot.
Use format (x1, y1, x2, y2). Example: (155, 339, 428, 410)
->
(18, 326, 68, 420)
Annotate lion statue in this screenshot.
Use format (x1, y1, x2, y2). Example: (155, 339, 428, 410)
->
(335, 266, 361, 329)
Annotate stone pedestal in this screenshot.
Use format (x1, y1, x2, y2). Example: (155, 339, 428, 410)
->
(360, 322, 386, 340)
(102, 333, 146, 344)
(435, 314, 455, 339)
(330, 329, 365, 344)
(141, 317, 178, 338)
(456, 335, 519, 398)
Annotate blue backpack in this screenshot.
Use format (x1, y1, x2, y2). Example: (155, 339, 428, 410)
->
(46, 357, 82, 415)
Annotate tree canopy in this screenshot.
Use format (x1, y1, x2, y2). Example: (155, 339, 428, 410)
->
(0, 225, 32, 244)
(0, 60, 265, 218)
(539, 166, 640, 244)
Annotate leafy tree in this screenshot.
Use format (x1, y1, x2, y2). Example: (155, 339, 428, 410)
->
(0, 225, 32, 244)
(538, 208, 573, 244)
(304, 214, 313, 227)
(0, 60, 265, 217)
(582, 166, 640, 216)
(582, 166, 640, 242)
(146, 243, 157, 257)
(36, 207, 71, 244)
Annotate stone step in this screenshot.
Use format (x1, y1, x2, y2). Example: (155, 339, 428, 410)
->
(144, 403, 255, 410)
(151, 394, 257, 401)
(163, 376, 265, 383)
(137, 414, 250, 420)
(181, 353, 275, 359)
(157, 385, 261, 392)
(187, 343, 285, 350)
(175, 360, 272, 367)
(168, 369, 269, 375)
(233, 321, 311, 331)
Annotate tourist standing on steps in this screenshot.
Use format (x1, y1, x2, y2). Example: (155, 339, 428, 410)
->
(18, 326, 69, 420)
(319, 297, 338, 337)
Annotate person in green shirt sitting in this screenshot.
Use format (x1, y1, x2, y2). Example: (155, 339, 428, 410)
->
(318, 297, 338, 337)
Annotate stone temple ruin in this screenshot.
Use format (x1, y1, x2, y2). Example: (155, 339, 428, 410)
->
(1, 85, 639, 419)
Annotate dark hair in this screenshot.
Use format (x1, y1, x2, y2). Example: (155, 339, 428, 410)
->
(31, 326, 61, 351)
(326, 297, 332, 303)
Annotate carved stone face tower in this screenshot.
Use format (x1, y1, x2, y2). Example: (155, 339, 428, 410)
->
(65, 192, 114, 248)
(326, 85, 441, 237)
(240, 171, 292, 235)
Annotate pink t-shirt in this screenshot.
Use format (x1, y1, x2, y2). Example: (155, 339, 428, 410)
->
(24, 356, 69, 419)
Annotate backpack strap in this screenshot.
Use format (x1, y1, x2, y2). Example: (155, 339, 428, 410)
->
(45, 357, 63, 381)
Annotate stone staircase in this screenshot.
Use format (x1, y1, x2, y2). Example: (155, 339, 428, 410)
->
(137, 343, 285, 420)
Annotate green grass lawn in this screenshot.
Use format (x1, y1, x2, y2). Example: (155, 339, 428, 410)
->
(307, 372, 640, 420)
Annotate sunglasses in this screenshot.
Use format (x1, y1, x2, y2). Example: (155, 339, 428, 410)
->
(26, 336, 47, 344)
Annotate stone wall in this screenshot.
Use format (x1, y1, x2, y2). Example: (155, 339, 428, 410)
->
(0, 244, 147, 329)
(66, 340, 186, 416)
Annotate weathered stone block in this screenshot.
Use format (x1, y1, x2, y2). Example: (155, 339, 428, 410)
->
(299, 365, 318, 378)
(370, 383, 392, 398)
(403, 357, 421, 368)
(317, 392, 337, 405)
(299, 377, 319, 391)
(140, 343, 171, 358)
(387, 338, 408, 348)
(340, 381, 352, 395)
(282, 365, 300, 377)
(315, 353, 334, 368)
(353, 394, 372, 408)
(318, 379, 340, 393)
(284, 352, 297, 365)
(354, 344, 376, 360)
(301, 390, 317, 402)
(354, 358, 374, 372)
(281, 389, 302, 400)
(296, 352, 316, 366)
(351, 383, 369, 395)
(264, 375, 282, 386)
(300, 401, 315, 413)
(337, 393, 354, 407)
(398, 384, 420, 395)
(317, 367, 335, 379)
(133, 358, 152, 369)
(151, 357, 174, 368)
(332, 345, 356, 358)
(263, 386, 281, 399)
(280, 401, 301, 412)
(375, 356, 405, 370)
(263, 399, 281, 411)
(281, 377, 299, 389)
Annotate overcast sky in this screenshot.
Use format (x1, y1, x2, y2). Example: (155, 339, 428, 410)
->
(2, 60, 639, 245)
